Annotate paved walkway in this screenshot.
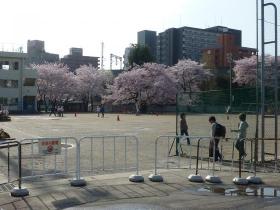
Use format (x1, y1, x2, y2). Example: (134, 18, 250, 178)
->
(0, 169, 280, 210)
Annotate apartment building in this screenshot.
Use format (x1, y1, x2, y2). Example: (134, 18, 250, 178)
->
(156, 26, 247, 67)
(61, 48, 99, 72)
(27, 40, 59, 65)
(0, 51, 37, 112)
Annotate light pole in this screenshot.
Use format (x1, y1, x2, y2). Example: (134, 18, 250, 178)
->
(227, 53, 233, 108)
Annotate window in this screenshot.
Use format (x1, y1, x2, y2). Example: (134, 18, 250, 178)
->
(13, 62, 19, 70)
(0, 80, 5, 87)
(0, 97, 8, 105)
(9, 98, 18, 105)
(6, 80, 12, 88)
(23, 78, 36, 86)
(11, 80, 18, 88)
(0, 80, 18, 88)
(0, 61, 10, 70)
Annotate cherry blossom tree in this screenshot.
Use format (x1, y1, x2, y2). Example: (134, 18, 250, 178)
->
(108, 63, 177, 113)
(233, 55, 257, 86)
(170, 59, 212, 103)
(32, 63, 75, 111)
(75, 65, 112, 111)
(233, 55, 276, 86)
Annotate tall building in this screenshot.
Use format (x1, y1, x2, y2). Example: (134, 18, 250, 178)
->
(157, 28, 181, 66)
(157, 26, 229, 66)
(60, 48, 99, 72)
(27, 40, 59, 65)
(156, 26, 249, 67)
(0, 51, 37, 113)
(137, 30, 157, 60)
(123, 47, 133, 70)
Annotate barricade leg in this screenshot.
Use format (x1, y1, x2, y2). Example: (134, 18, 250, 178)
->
(149, 137, 164, 182)
(11, 143, 29, 197)
(71, 143, 86, 187)
(205, 138, 222, 183)
(233, 149, 248, 185)
(246, 138, 262, 184)
(129, 138, 144, 182)
(188, 138, 204, 182)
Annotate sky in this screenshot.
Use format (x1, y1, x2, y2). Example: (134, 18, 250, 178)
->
(1, 0, 279, 68)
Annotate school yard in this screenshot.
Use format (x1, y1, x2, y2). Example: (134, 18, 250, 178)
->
(1, 113, 279, 175)
(0, 113, 280, 209)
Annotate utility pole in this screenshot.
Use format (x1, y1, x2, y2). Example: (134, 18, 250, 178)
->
(100, 42, 104, 70)
(226, 53, 233, 108)
(110, 54, 123, 70)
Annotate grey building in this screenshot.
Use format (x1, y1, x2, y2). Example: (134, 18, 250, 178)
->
(27, 40, 59, 65)
(123, 47, 133, 70)
(157, 26, 242, 66)
(137, 30, 157, 60)
(0, 51, 37, 113)
(60, 48, 99, 72)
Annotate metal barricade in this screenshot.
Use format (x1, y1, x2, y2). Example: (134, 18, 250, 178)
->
(76, 135, 143, 183)
(149, 135, 213, 182)
(19, 137, 78, 180)
(148, 135, 258, 183)
(0, 140, 19, 183)
(0, 140, 29, 196)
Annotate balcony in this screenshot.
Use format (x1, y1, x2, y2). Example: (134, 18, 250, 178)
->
(23, 68, 37, 78)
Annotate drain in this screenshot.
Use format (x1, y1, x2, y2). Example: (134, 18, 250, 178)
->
(0, 183, 15, 193)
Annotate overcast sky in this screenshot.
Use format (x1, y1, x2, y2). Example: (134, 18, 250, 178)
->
(1, 0, 279, 68)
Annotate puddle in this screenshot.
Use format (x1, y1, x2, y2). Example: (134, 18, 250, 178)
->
(197, 186, 280, 198)
(65, 203, 169, 210)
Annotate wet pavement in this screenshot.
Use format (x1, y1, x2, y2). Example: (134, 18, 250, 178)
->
(0, 168, 276, 210)
(0, 114, 280, 209)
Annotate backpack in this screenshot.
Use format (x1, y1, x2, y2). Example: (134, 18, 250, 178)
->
(214, 123, 226, 138)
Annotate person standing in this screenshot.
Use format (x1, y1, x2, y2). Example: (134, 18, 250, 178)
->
(180, 113, 190, 145)
(49, 103, 56, 117)
(208, 116, 223, 161)
(100, 104, 105, 118)
(96, 105, 101, 117)
(231, 113, 249, 160)
(60, 105, 64, 117)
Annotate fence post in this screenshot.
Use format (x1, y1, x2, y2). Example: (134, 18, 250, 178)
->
(7, 142, 10, 182)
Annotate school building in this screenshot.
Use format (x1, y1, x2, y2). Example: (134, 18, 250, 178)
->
(0, 51, 37, 113)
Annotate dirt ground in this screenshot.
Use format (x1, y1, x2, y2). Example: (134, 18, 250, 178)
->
(0, 113, 279, 180)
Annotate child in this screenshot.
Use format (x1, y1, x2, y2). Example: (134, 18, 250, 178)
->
(231, 113, 249, 160)
(180, 113, 190, 145)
